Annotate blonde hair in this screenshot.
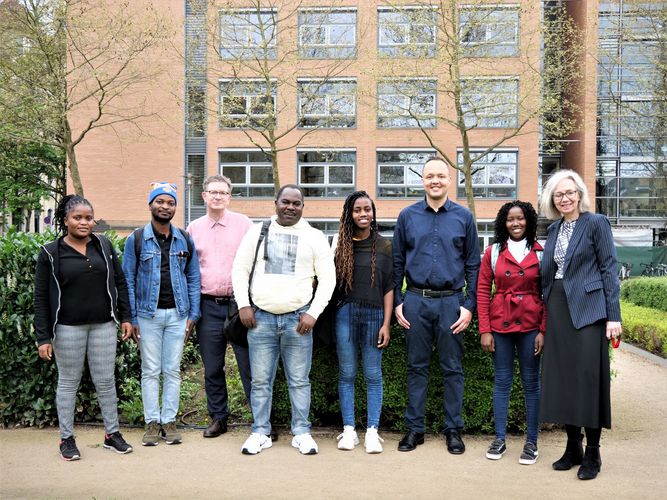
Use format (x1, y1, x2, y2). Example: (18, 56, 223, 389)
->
(540, 169, 590, 220)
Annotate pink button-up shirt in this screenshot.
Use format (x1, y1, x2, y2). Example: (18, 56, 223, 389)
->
(187, 210, 253, 297)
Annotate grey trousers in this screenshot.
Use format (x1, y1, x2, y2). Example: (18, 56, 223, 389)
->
(53, 322, 119, 438)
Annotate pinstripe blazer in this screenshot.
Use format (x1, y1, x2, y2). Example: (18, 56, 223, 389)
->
(541, 211, 621, 329)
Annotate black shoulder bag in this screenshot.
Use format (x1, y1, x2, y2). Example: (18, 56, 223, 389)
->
(224, 221, 270, 347)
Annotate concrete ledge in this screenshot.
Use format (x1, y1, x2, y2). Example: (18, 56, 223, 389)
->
(619, 341, 667, 368)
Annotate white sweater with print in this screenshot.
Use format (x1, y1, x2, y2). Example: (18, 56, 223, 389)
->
(232, 216, 335, 319)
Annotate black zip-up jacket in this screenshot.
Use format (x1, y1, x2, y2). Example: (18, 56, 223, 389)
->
(34, 233, 132, 346)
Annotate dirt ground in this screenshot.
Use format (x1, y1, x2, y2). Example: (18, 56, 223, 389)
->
(1, 347, 666, 500)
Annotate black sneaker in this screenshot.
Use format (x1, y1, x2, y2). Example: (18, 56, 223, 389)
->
(519, 441, 539, 465)
(59, 436, 81, 461)
(103, 431, 134, 454)
(486, 438, 506, 460)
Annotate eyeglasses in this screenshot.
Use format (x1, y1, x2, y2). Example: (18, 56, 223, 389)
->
(206, 190, 231, 197)
(553, 190, 578, 201)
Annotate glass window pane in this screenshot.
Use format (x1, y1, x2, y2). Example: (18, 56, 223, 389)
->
(300, 165, 325, 184)
(379, 165, 404, 184)
(329, 165, 353, 184)
(221, 166, 246, 184)
(250, 166, 273, 184)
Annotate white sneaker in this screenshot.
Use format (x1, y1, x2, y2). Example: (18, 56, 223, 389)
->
(241, 433, 272, 455)
(364, 427, 384, 454)
(336, 426, 359, 451)
(291, 433, 318, 455)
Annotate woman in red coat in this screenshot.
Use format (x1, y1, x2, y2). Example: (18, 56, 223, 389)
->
(477, 200, 545, 465)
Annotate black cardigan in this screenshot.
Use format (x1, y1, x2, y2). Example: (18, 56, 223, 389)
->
(33, 233, 131, 345)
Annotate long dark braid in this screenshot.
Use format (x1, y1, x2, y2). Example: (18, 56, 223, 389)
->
(54, 195, 94, 235)
(335, 191, 378, 294)
(493, 200, 538, 249)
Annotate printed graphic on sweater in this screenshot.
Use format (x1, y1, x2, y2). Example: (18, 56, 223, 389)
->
(265, 233, 298, 275)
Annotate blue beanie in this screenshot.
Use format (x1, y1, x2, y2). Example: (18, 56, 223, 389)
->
(148, 182, 177, 204)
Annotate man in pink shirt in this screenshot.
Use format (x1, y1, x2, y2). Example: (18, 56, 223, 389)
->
(187, 175, 253, 438)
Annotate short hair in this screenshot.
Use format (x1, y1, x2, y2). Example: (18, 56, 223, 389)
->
(275, 184, 304, 201)
(423, 155, 449, 169)
(203, 174, 232, 192)
(540, 169, 590, 219)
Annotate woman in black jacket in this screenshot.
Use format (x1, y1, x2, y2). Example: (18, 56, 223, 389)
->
(34, 195, 134, 461)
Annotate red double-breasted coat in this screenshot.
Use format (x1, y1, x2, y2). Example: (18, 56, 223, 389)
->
(476, 242, 546, 335)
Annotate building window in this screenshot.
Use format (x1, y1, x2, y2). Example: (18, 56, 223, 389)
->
(219, 150, 274, 198)
(219, 79, 276, 129)
(377, 149, 435, 198)
(297, 149, 355, 198)
(457, 150, 518, 199)
(459, 5, 520, 57)
(298, 79, 356, 128)
(298, 9, 356, 59)
(378, 7, 436, 58)
(219, 9, 277, 59)
(377, 79, 437, 128)
(461, 78, 518, 128)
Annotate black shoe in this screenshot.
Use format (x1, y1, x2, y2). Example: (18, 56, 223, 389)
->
(103, 431, 133, 454)
(203, 419, 228, 438)
(577, 446, 602, 480)
(59, 436, 80, 461)
(444, 429, 465, 455)
(553, 434, 584, 471)
(398, 430, 424, 452)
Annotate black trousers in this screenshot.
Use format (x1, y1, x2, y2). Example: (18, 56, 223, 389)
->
(197, 298, 252, 420)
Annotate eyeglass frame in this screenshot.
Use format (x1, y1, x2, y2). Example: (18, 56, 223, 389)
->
(552, 189, 579, 201)
(205, 190, 232, 198)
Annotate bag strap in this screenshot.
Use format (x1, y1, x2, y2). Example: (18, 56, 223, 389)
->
(248, 220, 271, 293)
(133, 226, 193, 272)
(491, 242, 501, 274)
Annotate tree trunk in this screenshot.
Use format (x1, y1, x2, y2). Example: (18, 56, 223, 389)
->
(271, 145, 280, 194)
(64, 119, 84, 197)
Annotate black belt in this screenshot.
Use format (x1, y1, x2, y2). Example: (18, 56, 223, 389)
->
(201, 294, 232, 304)
(407, 286, 461, 298)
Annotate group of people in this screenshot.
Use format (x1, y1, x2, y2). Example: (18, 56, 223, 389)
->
(34, 157, 621, 481)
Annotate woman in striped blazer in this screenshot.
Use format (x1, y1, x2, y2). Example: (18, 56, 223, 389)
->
(539, 170, 622, 481)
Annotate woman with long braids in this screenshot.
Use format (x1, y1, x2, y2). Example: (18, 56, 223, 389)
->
(34, 195, 134, 460)
(477, 201, 545, 465)
(334, 191, 393, 453)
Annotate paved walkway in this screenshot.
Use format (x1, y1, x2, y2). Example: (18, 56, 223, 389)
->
(1, 348, 665, 499)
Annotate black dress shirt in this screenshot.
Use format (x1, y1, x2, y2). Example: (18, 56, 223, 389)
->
(156, 231, 176, 309)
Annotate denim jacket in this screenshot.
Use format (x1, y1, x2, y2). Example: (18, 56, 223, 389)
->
(122, 222, 201, 325)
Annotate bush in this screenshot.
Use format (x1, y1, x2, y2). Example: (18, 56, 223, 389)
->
(620, 300, 667, 358)
(621, 277, 667, 312)
(1, 229, 529, 434)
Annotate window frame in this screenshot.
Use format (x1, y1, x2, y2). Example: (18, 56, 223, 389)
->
(377, 6, 437, 58)
(218, 148, 274, 198)
(219, 8, 278, 60)
(377, 78, 438, 129)
(298, 8, 357, 59)
(376, 148, 436, 199)
(297, 148, 356, 198)
(218, 78, 277, 129)
(456, 149, 518, 200)
(459, 4, 520, 57)
(297, 78, 357, 129)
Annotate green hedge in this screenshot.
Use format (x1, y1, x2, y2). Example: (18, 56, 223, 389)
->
(620, 300, 667, 358)
(0, 228, 529, 434)
(621, 277, 667, 312)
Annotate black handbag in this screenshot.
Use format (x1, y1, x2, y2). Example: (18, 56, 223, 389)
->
(223, 221, 270, 347)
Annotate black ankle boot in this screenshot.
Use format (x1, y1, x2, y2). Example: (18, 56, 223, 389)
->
(552, 433, 584, 471)
(577, 446, 602, 480)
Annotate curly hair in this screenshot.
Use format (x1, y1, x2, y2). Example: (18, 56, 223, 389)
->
(493, 200, 538, 249)
(54, 195, 94, 235)
(335, 191, 378, 294)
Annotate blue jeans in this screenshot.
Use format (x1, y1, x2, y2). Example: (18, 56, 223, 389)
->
(492, 331, 541, 444)
(248, 306, 312, 436)
(138, 308, 186, 424)
(403, 291, 464, 433)
(336, 303, 384, 429)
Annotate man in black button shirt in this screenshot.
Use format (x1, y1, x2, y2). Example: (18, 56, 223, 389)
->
(392, 157, 480, 454)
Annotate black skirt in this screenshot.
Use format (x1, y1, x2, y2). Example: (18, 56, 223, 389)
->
(540, 280, 611, 429)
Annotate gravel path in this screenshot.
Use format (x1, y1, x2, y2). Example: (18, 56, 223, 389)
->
(1, 347, 665, 499)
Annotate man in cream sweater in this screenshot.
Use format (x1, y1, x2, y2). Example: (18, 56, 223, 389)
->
(232, 184, 335, 455)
